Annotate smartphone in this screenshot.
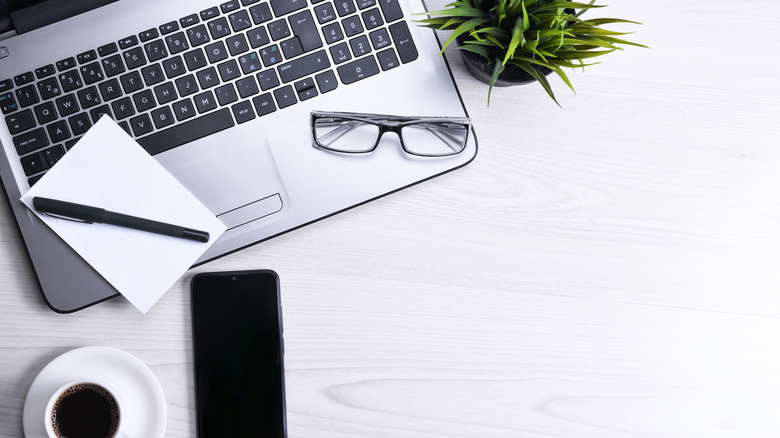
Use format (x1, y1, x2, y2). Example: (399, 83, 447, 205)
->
(191, 270, 286, 438)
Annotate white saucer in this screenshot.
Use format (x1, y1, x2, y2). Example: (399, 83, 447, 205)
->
(23, 346, 166, 438)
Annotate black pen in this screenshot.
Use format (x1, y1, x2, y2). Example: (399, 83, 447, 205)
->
(32, 196, 210, 243)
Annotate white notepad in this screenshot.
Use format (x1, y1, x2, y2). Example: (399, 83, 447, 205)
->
(20, 116, 227, 313)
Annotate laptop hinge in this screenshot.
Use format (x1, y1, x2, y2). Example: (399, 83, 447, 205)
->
(10, 0, 118, 34)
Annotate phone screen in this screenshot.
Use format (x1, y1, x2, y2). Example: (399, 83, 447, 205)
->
(191, 270, 286, 438)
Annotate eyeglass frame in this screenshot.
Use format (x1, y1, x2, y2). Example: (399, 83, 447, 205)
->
(310, 111, 472, 157)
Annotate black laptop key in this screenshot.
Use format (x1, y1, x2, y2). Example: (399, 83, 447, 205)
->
(175, 74, 200, 97)
(342, 16, 363, 37)
(77, 50, 98, 64)
(247, 27, 270, 48)
(314, 3, 336, 24)
(173, 98, 197, 121)
(16, 85, 40, 107)
(272, 0, 307, 17)
(231, 100, 255, 123)
(349, 35, 371, 57)
(46, 120, 70, 143)
(35, 65, 56, 78)
(162, 56, 187, 78)
(130, 113, 153, 136)
(221, 0, 241, 13)
(21, 151, 47, 176)
(166, 32, 190, 54)
(249, 3, 273, 24)
(120, 71, 144, 93)
(389, 21, 417, 63)
(322, 22, 344, 43)
(154, 82, 178, 104)
(13, 127, 49, 155)
(187, 24, 211, 47)
(335, 0, 356, 17)
(208, 17, 232, 39)
(69, 112, 92, 135)
(89, 104, 112, 123)
(98, 43, 119, 57)
(160, 21, 179, 35)
(59, 70, 83, 92)
(217, 59, 241, 81)
(196, 66, 220, 89)
(277, 50, 330, 83)
(378, 0, 403, 22)
(357, 0, 376, 9)
(252, 92, 276, 116)
(118, 36, 139, 49)
(139, 28, 159, 42)
(35, 101, 58, 124)
(238, 52, 263, 74)
(289, 10, 323, 52)
(80, 62, 104, 85)
(102, 54, 126, 77)
(37, 77, 61, 100)
(76, 86, 101, 109)
(236, 76, 259, 98)
(228, 10, 253, 32)
(43, 145, 66, 167)
(226, 34, 250, 56)
(141, 64, 165, 86)
(6, 109, 35, 135)
(260, 44, 282, 66)
(268, 19, 291, 41)
(55, 94, 79, 117)
(132, 89, 157, 112)
(205, 41, 229, 63)
(215, 83, 238, 105)
(281, 38, 303, 59)
(151, 106, 175, 129)
(136, 108, 234, 155)
(194, 90, 218, 113)
(14, 72, 34, 86)
(336, 55, 379, 84)
(180, 13, 200, 28)
(201, 6, 220, 20)
(315, 70, 338, 93)
(362, 8, 384, 30)
(376, 47, 399, 70)
(184, 48, 208, 70)
(273, 85, 296, 108)
(56, 57, 77, 72)
(294, 77, 317, 101)
(0, 79, 12, 92)
(369, 28, 391, 50)
(99, 79, 123, 101)
(0, 92, 18, 114)
(145, 40, 169, 63)
(255, 69, 280, 90)
(111, 97, 135, 119)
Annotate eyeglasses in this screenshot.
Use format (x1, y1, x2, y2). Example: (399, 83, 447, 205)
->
(310, 111, 471, 157)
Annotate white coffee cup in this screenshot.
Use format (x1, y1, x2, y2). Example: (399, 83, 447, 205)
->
(44, 380, 124, 438)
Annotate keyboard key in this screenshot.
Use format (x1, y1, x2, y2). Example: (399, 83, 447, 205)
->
(226, 33, 250, 55)
(55, 94, 79, 117)
(342, 16, 364, 37)
(236, 76, 259, 98)
(273, 85, 296, 108)
(249, 3, 273, 24)
(43, 145, 66, 167)
(268, 19, 291, 41)
(228, 10, 253, 32)
(349, 35, 371, 57)
(166, 32, 190, 54)
(231, 100, 255, 123)
(0, 79, 12, 92)
(294, 77, 318, 100)
(238, 52, 262, 74)
(335, 0, 356, 17)
(14, 72, 35, 86)
(322, 22, 344, 43)
(196, 66, 220, 89)
(89, 104, 112, 123)
(145, 40, 169, 62)
(136, 108, 234, 155)
(315, 70, 338, 93)
(221, 0, 241, 13)
(34, 101, 58, 124)
(98, 42, 119, 56)
(255, 69, 280, 90)
(357, 0, 375, 8)
(69, 112, 92, 135)
(118, 35, 139, 49)
(162, 56, 187, 78)
(130, 113, 154, 136)
(188, 24, 211, 47)
(215, 83, 238, 105)
(175, 74, 200, 97)
(378, 0, 403, 22)
(80, 62, 105, 84)
(132, 89, 157, 111)
(277, 49, 330, 83)
(16, 85, 40, 107)
(56, 57, 77, 71)
(76, 50, 98, 64)
(247, 27, 270, 49)
(120, 71, 144, 93)
(59, 70, 83, 92)
(252, 92, 276, 116)
(5, 109, 36, 134)
(46, 120, 70, 143)
(260, 45, 282, 66)
(154, 82, 178, 104)
(0, 92, 18, 114)
(98, 79, 123, 101)
(289, 10, 323, 52)
(141, 63, 165, 86)
(76, 86, 101, 109)
(336, 55, 379, 84)
(208, 17, 232, 39)
(200, 7, 220, 20)
(35, 64, 56, 78)
(281, 38, 303, 58)
(180, 13, 200, 27)
(13, 127, 49, 155)
(217, 59, 241, 81)
(389, 21, 417, 63)
(315, 3, 337, 24)
(205, 41, 229, 63)
(193, 90, 218, 113)
(123, 47, 147, 70)
(362, 8, 384, 29)
(329, 42, 351, 64)
(139, 28, 159, 42)
(270, 0, 307, 17)
(184, 48, 208, 70)
(21, 151, 46, 176)
(111, 97, 135, 119)
(376, 47, 399, 70)
(37, 77, 61, 100)
(369, 28, 391, 49)
(151, 106, 175, 129)
(160, 21, 179, 35)
(102, 54, 126, 77)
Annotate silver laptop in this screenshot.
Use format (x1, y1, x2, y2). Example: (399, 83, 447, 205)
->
(0, 0, 477, 312)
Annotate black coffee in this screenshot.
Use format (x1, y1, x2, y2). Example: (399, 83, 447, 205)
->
(50, 383, 120, 438)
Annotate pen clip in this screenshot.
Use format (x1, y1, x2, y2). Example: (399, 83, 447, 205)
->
(41, 211, 93, 224)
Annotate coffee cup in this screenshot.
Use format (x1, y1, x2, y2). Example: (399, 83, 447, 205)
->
(44, 380, 124, 438)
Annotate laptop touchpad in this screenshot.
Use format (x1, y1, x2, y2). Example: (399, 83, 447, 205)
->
(155, 136, 287, 229)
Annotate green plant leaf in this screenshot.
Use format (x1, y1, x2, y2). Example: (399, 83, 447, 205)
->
(487, 59, 505, 107)
(441, 17, 492, 51)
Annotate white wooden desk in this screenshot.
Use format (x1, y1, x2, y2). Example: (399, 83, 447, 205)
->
(2, 1, 779, 436)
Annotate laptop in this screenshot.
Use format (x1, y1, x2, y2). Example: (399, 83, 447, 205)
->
(0, 0, 477, 312)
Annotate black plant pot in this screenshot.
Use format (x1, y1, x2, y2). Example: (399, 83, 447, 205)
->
(457, 36, 552, 87)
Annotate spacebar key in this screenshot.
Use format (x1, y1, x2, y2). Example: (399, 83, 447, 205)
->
(136, 109, 235, 155)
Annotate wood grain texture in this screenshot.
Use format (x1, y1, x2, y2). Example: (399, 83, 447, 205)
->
(2, 1, 780, 437)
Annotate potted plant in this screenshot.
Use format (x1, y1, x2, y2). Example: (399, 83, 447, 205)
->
(417, 0, 645, 105)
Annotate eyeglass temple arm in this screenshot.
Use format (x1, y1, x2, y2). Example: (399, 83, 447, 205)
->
(315, 120, 365, 146)
(422, 124, 469, 152)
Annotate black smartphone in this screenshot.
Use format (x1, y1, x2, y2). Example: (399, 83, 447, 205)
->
(191, 270, 286, 438)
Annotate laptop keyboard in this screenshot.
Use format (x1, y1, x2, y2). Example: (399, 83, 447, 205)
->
(1, 0, 419, 187)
